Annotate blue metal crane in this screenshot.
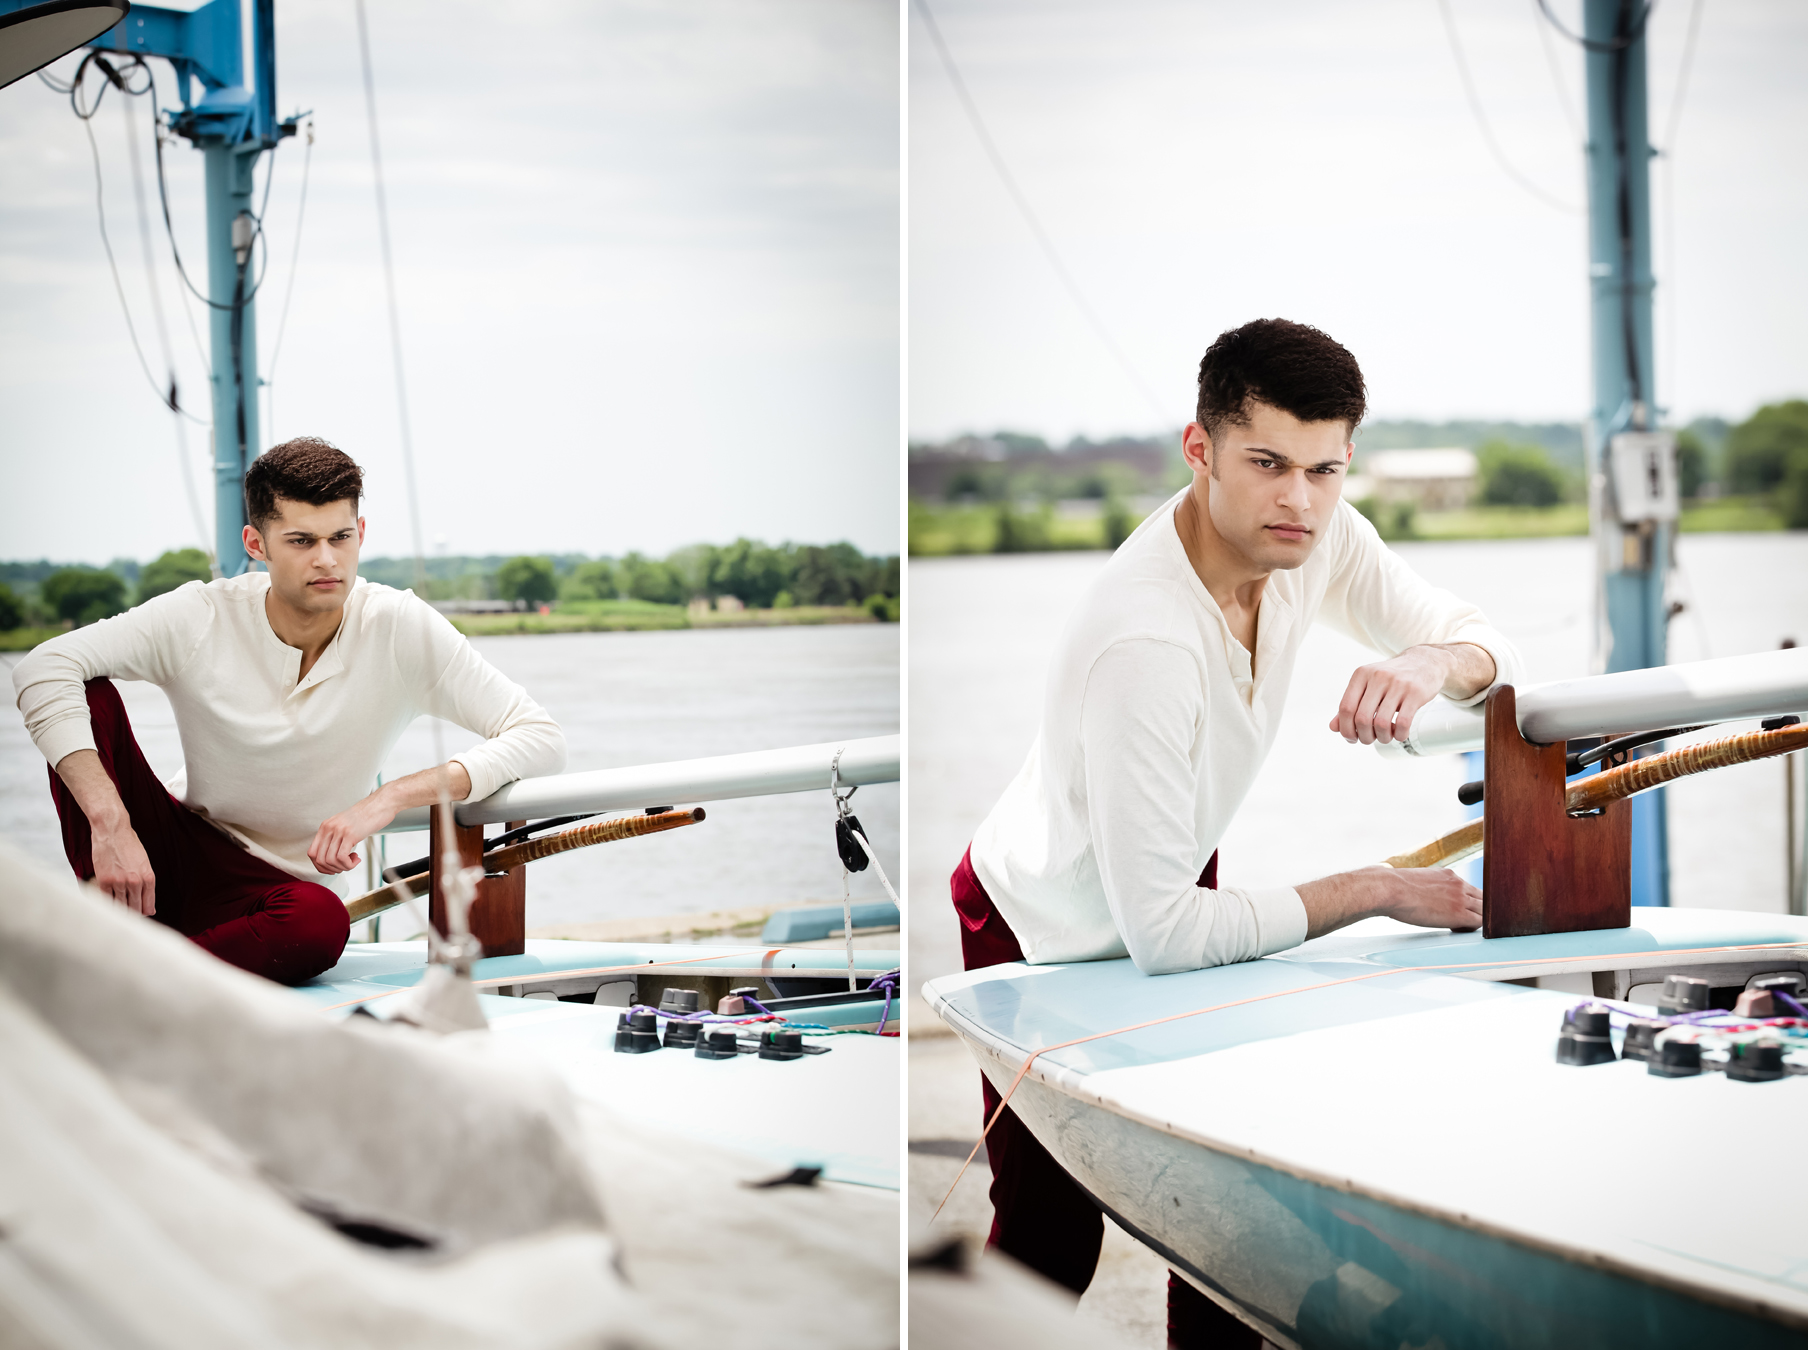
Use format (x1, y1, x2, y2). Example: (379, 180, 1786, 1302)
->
(1577, 0, 1673, 906)
(3, 0, 302, 575)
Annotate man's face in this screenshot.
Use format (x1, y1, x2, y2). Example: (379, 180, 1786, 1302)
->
(243, 497, 364, 615)
(1184, 401, 1351, 572)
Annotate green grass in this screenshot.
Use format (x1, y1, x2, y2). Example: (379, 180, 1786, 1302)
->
(909, 502, 1144, 556)
(1408, 504, 1591, 539)
(1677, 497, 1785, 533)
(0, 625, 66, 652)
(448, 601, 877, 638)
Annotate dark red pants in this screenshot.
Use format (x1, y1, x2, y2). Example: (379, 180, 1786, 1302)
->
(49, 679, 349, 986)
(953, 847, 1259, 1349)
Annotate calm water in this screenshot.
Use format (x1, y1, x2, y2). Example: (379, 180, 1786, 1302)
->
(2, 624, 899, 931)
(908, 533, 1808, 1003)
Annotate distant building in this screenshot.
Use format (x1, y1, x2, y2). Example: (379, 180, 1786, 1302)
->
(1350, 448, 1478, 512)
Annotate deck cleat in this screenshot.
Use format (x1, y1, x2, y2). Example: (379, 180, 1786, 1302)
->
(696, 1028, 741, 1060)
(1555, 1004, 1617, 1066)
(759, 1028, 805, 1061)
(1619, 1018, 1668, 1063)
(1655, 975, 1711, 1017)
(1727, 1039, 1786, 1083)
(663, 1018, 701, 1050)
(613, 1009, 661, 1054)
(1648, 1038, 1703, 1078)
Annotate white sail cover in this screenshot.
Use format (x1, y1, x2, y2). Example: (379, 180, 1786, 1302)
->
(0, 842, 898, 1349)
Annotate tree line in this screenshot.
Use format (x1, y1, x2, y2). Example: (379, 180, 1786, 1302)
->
(0, 539, 900, 632)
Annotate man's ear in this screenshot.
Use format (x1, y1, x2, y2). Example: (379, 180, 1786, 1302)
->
(357, 517, 367, 547)
(242, 524, 267, 564)
(1182, 422, 1213, 477)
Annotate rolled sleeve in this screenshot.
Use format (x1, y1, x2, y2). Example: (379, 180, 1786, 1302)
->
(1321, 503, 1525, 699)
(398, 600, 566, 803)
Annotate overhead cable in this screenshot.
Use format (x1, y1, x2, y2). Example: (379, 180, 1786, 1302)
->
(1531, 0, 1584, 142)
(909, 0, 1169, 426)
(1536, 0, 1656, 54)
(264, 117, 316, 448)
(1438, 0, 1580, 214)
(69, 53, 210, 427)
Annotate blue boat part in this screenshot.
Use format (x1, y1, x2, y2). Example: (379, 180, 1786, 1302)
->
(924, 909, 1808, 1345)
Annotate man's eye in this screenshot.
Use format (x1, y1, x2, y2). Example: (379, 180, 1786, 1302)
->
(1254, 459, 1276, 469)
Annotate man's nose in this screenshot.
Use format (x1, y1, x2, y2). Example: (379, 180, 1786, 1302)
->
(1277, 469, 1311, 510)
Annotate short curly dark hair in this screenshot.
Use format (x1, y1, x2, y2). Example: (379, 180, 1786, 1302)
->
(244, 437, 364, 532)
(1195, 318, 1367, 442)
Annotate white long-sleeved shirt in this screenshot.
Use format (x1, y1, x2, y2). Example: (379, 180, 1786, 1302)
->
(13, 573, 565, 895)
(969, 490, 1523, 975)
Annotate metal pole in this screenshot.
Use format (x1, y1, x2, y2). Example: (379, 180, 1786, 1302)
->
(205, 140, 262, 575)
(1583, 0, 1668, 905)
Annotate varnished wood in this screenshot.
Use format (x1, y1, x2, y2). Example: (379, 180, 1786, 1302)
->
(1483, 685, 1630, 938)
(429, 813, 527, 956)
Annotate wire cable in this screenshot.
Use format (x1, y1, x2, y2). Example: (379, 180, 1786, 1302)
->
(355, 0, 427, 583)
(1536, 0, 1656, 53)
(1531, 0, 1584, 142)
(72, 56, 211, 427)
(1438, 0, 1580, 214)
(909, 0, 1169, 426)
(264, 118, 315, 448)
(1655, 0, 1703, 415)
(122, 74, 212, 548)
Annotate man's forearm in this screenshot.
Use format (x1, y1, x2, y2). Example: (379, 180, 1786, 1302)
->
(55, 749, 131, 833)
(376, 760, 473, 814)
(1425, 641, 1496, 702)
(1297, 864, 1482, 940)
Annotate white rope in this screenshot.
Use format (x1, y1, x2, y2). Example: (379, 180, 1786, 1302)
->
(831, 747, 855, 991)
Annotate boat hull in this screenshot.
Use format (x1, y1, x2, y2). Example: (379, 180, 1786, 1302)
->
(969, 1037, 1801, 1349)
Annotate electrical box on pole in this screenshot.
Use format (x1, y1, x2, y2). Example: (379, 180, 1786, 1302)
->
(1582, 0, 1669, 906)
(3, 0, 301, 574)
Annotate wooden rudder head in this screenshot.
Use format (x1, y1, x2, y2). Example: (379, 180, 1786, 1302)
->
(1481, 684, 1631, 938)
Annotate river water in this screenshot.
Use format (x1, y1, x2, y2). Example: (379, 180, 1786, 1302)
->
(908, 532, 1808, 1007)
(1, 624, 899, 932)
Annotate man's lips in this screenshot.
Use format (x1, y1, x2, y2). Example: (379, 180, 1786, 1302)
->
(1266, 523, 1311, 540)
(308, 578, 343, 589)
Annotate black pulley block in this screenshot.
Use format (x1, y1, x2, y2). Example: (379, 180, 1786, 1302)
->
(836, 815, 870, 872)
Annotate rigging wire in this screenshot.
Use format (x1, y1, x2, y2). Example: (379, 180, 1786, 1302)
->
(1437, 0, 1580, 214)
(264, 118, 316, 449)
(1536, 0, 1656, 53)
(909, 0, 1169, 426)
(70, 53, 211, 427)
(354, 0, 425, 580)
(355, 0, 458, 942)
(1655, 0, 1703, 420)
(1531, 0, 1584, 143)
(122, 72, 212, 549)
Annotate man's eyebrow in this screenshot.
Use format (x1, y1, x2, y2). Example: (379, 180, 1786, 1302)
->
(1242, 447, 1345, 470)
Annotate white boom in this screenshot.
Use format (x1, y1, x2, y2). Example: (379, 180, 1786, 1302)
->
(382, 734, 900, 832)
(1376, 648, 1808, 757)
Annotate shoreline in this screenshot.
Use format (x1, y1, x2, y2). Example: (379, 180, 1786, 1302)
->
(0, 605, 887, 652)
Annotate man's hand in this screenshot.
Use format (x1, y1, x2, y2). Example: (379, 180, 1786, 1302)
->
(92, 821, 157, 916)
(1328, 642, 1496, 745)
(1298, 865, 1481, 939)
(308, 792, 398, 875)
(309, 760, 472, 876)
(53, 748, 156, 915)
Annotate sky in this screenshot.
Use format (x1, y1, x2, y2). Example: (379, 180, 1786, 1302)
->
(0, 0, 900, 566)
(908, 0, 1808, 445)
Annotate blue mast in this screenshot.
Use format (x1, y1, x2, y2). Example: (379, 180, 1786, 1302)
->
(7, 0, 298, 574)
(1581, 0, 1671, 906)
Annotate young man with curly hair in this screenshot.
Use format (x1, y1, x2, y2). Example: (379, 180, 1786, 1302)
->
(14, 437, 565, 985)
(951, 319, 1524, 1343)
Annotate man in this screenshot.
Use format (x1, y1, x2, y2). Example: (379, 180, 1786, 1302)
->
(952, 319, 1523, 1343)
(14, 437, 565, 985)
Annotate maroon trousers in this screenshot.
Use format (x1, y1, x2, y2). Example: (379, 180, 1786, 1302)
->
(49, 679, 350, 986)
(953, 847, 1259, 1349)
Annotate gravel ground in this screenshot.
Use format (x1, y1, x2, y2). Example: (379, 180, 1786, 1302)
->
(908, 1034, 1170, 1347)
